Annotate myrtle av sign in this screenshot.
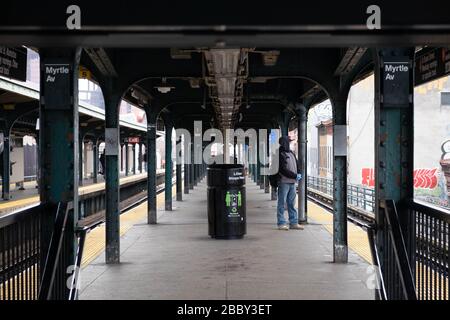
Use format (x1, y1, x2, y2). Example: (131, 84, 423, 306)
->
(43, 64, 71, 109)
(0, 47, 27, 81)
(383, 57, 410, 107)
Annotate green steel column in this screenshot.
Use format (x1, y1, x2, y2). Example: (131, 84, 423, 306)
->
(256, 131, 262, 187)
(93, 140, 98, 184)
(189, 143, 194, 190)
(165, 124, 173, 211)
(184, 163, 190, 194)
(147, 112, 157, 224)
(270, 130, 278, 200)
(375, 48, 415, 298)
(104, 88, 121, 264)
(39, 48, 81, 278)
(264, 130, 270, 193)
(257, 131, 264, 189)
(332, 98, 348, 263)
(252, 143, 257, 183)
(195, 163, 198, 186)
(78, 140, 83, 185)
(280, 111, 290, 137)
(176, 136, 182, 201)
(184, 140, 190, 194)
(138, 143, 143, 173)
(297, 104, 308, 223)
(1, 121, 10, 200)
(125, 142, 129, 176)
(119, 144, 123, 172)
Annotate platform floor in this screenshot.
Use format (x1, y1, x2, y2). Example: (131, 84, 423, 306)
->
(79, 179, 375, 300)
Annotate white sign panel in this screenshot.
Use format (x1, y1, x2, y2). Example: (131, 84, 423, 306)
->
(105, 128, 119, 156)
(334, 125, 347, 156)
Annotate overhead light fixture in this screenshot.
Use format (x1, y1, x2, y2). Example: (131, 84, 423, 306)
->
(262, 50, 280, 66)
(189, 78, 200, 88)
(170, 48, 192, 59)
(154, 77, 175, 94)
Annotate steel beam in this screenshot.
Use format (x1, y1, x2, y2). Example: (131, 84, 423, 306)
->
(125, 142, 129, 176)
(264, 132, 270, 193)
(176, 137, 183, 201)
(93, 140, 98, 183)
(258, 135, 264, 189)
(104, 88, 122, 264)
(332, 98, 348, 263)
(189, 143, 194, 190)
(138, 143, 143, 173)
(39, 48, 81, 279)
(1, 121, 10, 200)
(374, 48, 415, 299)
(165, 124, 173, 211)
(296, 104, 308, 223)
(147, 112, 157, 224)
(132, 144, 136, 175)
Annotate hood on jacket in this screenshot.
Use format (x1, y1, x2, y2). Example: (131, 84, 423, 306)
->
(279, 136, 291, 152)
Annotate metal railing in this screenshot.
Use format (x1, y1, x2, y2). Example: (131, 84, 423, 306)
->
(0, 169, 180, 300)
(307, 176, 375, 213)
(408, 200, 449, 300)
(378, 200, 418, 300)
(0, 204, 41, 300)
(308, 175, 449, 300)
(38, 202, 73, 300)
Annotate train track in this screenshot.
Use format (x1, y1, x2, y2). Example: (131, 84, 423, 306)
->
(307, 187, 376, 229)
(77, 179, 173, 231)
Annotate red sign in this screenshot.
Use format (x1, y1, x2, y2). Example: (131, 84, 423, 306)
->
(361, 168, 375, 187)
(127, 137, 140, 144)
(361, 167, 438, 189)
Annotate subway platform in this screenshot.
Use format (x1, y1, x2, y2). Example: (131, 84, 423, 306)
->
(79, 179, 374, 300)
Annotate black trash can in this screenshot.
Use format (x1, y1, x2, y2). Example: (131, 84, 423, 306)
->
(207, 164, 246, 239)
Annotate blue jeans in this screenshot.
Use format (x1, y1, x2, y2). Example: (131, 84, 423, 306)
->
(277, 183, 298, 226)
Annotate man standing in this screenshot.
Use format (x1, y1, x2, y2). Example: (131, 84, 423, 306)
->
(276, 136, 303, 230)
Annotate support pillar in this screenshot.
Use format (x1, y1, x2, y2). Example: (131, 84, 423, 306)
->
(264, 130, 270, 193)
(296, 104, 308, 223)
(132, 143, 136, 175)
(39, 48, 81, 282)
(93, 140, 98, 184)
(189, 143, 194, 190)
(193, 163, 197, 186)
(176, 157, 182, 201)
(375, 48, 415, 299)
(78, 139, 83, 186)
(104, 89, 122, 264)
(1, 122, 11, 200)
(125, 142, 129, 176)
(184, 163, 190, 194)
(138, 143, 143, 173)
(332, 97, 348, 263)
(146, 112, 157, 224)
(257, 131, 264, 189)
(165, 124, 173, 211)
(280, 111, 290, 137)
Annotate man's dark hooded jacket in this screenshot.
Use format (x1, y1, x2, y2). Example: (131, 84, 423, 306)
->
(278, 136, 299, 184)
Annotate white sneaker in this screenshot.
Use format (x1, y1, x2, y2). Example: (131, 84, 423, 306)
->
(278, 225, 289, 231)
(289, 224, 304, 230)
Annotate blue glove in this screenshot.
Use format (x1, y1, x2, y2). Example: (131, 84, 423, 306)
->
(296, 174, 302, 181)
